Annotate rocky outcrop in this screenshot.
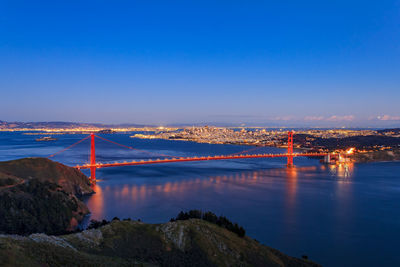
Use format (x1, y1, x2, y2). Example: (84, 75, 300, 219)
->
(0, 219, 320, 266)
(0, 158, 92, 235)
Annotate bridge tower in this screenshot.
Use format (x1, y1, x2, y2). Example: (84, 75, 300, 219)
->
(90, 133, 96, 183)
(287, 131, 294, 167)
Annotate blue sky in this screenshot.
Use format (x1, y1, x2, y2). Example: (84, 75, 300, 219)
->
(0, 1, 399, 127)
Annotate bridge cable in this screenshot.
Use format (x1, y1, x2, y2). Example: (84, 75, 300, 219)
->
(94, 135, 176, 158)
(228, 145, 265, 156)
(48, 135, 91, 158)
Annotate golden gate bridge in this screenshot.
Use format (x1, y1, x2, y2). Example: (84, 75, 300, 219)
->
(48, 131, 327, 183)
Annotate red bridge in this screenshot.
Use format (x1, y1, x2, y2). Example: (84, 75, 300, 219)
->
(49, 131, 327, 183)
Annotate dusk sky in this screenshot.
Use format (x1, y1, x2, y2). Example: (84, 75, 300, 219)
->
(1, 1, 399, 127)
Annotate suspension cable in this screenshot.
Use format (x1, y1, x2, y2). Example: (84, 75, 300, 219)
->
(48, 133, 268, 162)
(228, 145, 265, 156)
(48, 135, 91, 158)
(94, 135, 175, 158)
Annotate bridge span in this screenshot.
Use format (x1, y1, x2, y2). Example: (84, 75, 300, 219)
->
(47, 131, 330, 183)
(75, 152, 327, 170)
(48, 131, 328, 183)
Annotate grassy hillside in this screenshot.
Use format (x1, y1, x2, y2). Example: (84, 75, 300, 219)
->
(0, 219, 320, 267)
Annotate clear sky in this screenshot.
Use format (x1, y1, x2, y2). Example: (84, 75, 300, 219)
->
(1, 1, 399, 127)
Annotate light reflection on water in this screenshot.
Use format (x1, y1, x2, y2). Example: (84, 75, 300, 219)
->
(328, 163, 354, 178)
(86, 164, 353, 222)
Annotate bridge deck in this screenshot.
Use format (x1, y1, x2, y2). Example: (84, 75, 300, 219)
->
(75, 153, 327, 169)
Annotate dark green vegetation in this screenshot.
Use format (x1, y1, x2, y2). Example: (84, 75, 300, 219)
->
(315, 135, 400, 150)
(350, 149, 400, 163)
(0, 219, 320, 267)
(0, 175, 20, 187)
(0, 179, 89, 235)
(0, 158, 92, 235)
(294, 134, 400, 150)
(171, 210, 246, 237)
(293, 134, 400, 162)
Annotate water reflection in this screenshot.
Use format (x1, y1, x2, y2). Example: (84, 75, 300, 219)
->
(285, 167, 299, 214)
(86, 184, 104, 219)
(328, 163, 354, 179)
(86, 165, 337, 221)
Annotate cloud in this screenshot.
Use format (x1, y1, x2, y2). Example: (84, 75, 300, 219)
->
(304, 116, 325, 121)
(376, 115, 400, 121)
(272, 116, 295, 121)
(326, 115, 355, 122)
(303, 115, 355, 122)
(271, 115, 356, 122)
(210, 114, 266, 118)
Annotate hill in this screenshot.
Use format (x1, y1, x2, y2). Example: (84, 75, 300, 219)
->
(0, 158, 93, 235)
(293, 134, 400, 150)
(350, 149, 400, 163)
(0, 158, 93, 196)
(0, 219, 320, 267)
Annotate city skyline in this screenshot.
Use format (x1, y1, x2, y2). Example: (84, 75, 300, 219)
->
(1, 1, 399, 127)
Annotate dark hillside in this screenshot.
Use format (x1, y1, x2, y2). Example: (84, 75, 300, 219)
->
(0, 158, 93, 196)
(0, 219, 321, 266)
(0, 158, 92, 235)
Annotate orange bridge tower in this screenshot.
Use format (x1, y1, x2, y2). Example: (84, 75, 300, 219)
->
(287, 131, 294, 167)
(90, 133, 96, 183)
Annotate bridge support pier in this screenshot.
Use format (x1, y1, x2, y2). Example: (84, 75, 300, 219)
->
(90, 133, 96, 184)
(324, 153, 331, 164)
(287, 131, 294, 167)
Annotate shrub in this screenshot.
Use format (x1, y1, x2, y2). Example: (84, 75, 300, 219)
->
(88, 219, 110, 229)
(172, 210, 246, 237)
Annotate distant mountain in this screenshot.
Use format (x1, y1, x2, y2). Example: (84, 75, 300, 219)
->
(0, 120, 149, 129)
(1, 119, 397, 130)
